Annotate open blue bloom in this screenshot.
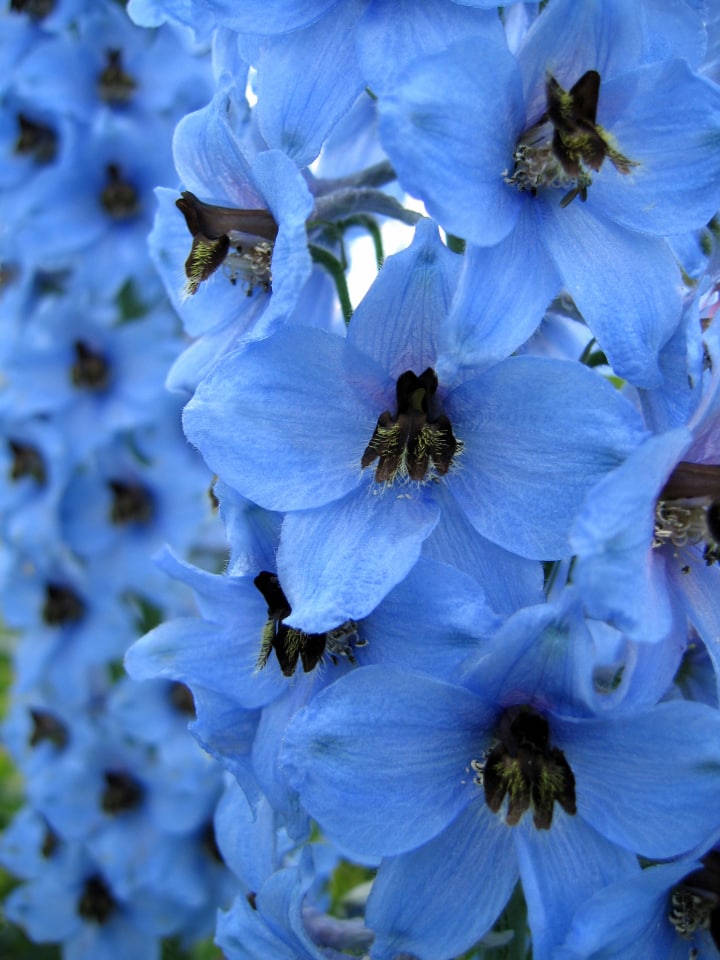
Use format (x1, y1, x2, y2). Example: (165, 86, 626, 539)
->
(558, 853, 720, 960)
(126, 527, 500, 833)
(148, 75, 316, 389)
(378, 0, 720, 385)
(282, 657, 720, 960)
(571, 324, 720, 681)
(12, 0, 212, 124)
(0, 296, 181, 462)
(184, 220, 647, 630)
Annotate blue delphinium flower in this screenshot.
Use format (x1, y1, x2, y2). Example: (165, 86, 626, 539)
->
(282, 644, 720, 959)
(148, 75, 316, 387)
(377, 0, 720, 386)
(570, 322, 720, 681)
(184, 219, 647, 630)
(12, 0, 212, 124)
(558, 851, 720, 960)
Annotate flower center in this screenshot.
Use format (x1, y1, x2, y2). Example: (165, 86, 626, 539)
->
(108, 479, 154, 525)
(100, 163, 140, 220)
(77, 874, 116, 925)
(29, 708, 68, 749)
(10, 0, 55, 19)
(253, 571, 362, 676)
(42, 583, 85, 626)
(472, 705, 576, 830)
(669, 851, 720, 951)
(505, 70, 636, 207)
(97, 49, 137, 105)
(361, 368, 460, 484)
(101, 770, 144, 814)
(14, 113, 57, 165)
(654, 461, 720, 566)
(175, 191, 277, 297)
(70, 340, 111, 391)
(8, 439, 46, 485)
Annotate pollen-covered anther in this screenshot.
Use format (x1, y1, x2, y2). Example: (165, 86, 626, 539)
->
(668, 886, 714, 940)
(506, 70, 637, 207)
(479, 705, 576, 830)
(175, 191, 277, 296)
(253, 571, 361, 676)
(653, 501, 708, 549)
(361, 368, 461, 484)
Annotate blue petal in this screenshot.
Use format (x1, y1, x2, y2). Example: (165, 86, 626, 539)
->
(281, 666, 493, 858)
(515, 811, 639, 960)
(278, 484, 440, 632)
(362, 557, 500, 678)
(447, 357, 647, 559)
(541, 201, 683, 387)
(173, 82, 258, 207)
(423, 485, 544, 615)
(358, 0, 505, 94)
(367, 799, 517, 960)
(348, 218, 460, 379)
(256, 0, 366, 166)
(209, 0, 341, 35)
(378, 35, 525, 246)
(183, 327, 388, 511)
(593, 60, 720, 236)
(570, 428, 692, 640)
(437, 201, 560, 380)
(557, 701, 720, 858)
(558, 859, 701, 960)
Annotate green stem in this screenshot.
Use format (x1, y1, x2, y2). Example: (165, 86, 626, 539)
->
(308, 244, 354, 323)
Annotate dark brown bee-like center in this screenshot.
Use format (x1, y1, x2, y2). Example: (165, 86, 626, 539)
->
(108, 479, 154, 526)
(101, 163, 140, 220)
(9, 440, 46, 485)
(361, 368, 460, 484)
(101, 770, 144, 814)
(15, 113, 57, 165)
(10, 0, 55, 18)
(472, 705, 576, 831)
(669, 851, 720, 948)
(175, 190, 277, 296)
(505, 70, 636, 208)
(70, 340, 111, 391)
(169, 681, 196, 717)
(77, 874, 116, 925)
(655, 461, 720, 566)
(42, 583, 86, 626)
(253, 571, 362, 677)
(98, 49, 137, 105)
(29, 708, 69, 749)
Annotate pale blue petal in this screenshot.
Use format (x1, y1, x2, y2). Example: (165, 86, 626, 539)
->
(281, 666, 492, 858)
(348, 218, 460, 378)
(438, 202, 560, 380)
(358, 0, 504, 94)
(378, 35, 524, 246)
(183, 327, 389, 510)
(558, 701, 720, 858)
(570, 428, 692, 640)
(542, 201, 684, 387)
(367, 799, 517, 960)
(447, 357, 647, 559)
(593, 61, 720, 236)
(516, 812, 639, 960)
(278, 484, 440, 632)
(256, 0, 366, 166)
